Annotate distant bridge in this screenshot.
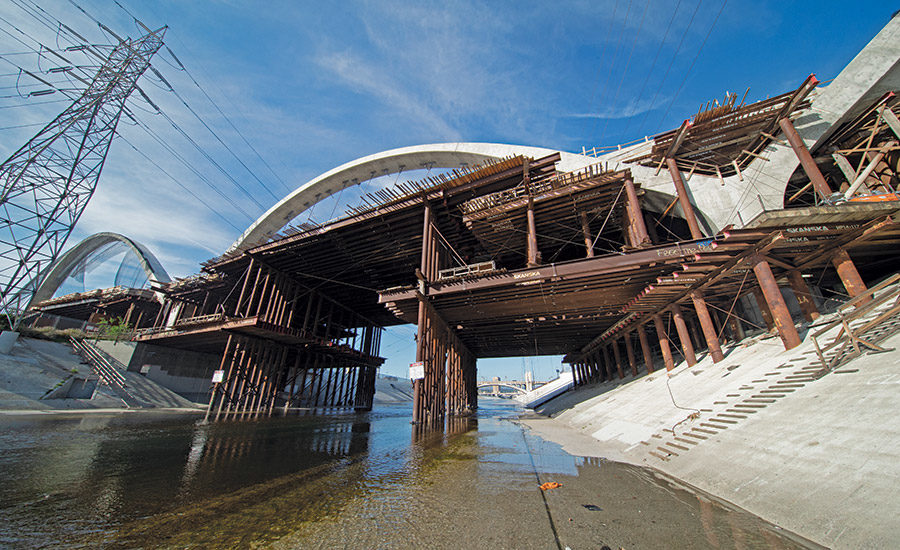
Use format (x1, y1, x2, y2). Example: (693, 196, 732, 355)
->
(476, 379, 548, 396)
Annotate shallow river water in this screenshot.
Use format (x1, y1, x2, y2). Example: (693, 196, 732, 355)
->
(0, 400, 812, 549)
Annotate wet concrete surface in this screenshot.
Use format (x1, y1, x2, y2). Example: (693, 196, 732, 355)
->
(0, 399, 814, 548)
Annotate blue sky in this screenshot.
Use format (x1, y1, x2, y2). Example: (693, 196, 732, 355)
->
(0, 0, 895, 379)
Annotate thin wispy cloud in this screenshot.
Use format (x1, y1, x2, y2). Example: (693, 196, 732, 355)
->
(565, 96, 663, 121)
(314, 50, 462, 141)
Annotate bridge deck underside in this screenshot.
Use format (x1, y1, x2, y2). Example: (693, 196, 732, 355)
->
(197, 156, 638, 324)
(382, 207, 900, 358)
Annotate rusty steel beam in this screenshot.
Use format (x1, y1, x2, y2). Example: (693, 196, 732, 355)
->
(598, 345, 610, 381)
(653, 314, 675, 371)
(611, 339, 624, 379)
(580, 212, 595, 258)
(752, 256, 802, 350)
(832, 247, 871, 306)
(665, 157, 704, 240)
(526, 196, 541, 267)
(778, 116, 833, 200)
(624, 332, 638, 376)
(638, 325, 655, 373)
(690, 291, 724, 363)
(787, 270, 820, 321)
(624, 176, 650, 246)
(670, 304, 697, 366)
(751, 287, 776, 331)
(413, 204, 433, 424)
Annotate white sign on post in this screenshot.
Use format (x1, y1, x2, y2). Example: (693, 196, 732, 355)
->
(211, 370, 225, 383)
(409, 362, 425, 380)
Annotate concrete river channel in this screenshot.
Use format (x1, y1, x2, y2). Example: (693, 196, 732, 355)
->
(0, 400, 813, 549)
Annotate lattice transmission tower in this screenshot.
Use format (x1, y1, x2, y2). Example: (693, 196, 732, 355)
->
(0, 26, 166, 329)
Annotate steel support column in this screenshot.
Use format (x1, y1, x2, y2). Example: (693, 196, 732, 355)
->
(751, 287, 776, 331)
(752, 257, 802, 350)
(601, 345, 612, 381)
(665, 158, 703, 240)
(611, 339, 624, 379)
(778, 116, 832, 200)
(580, 212, 595, 258)
(653, 314, 675, 371)
(670, 304, 698, 366)
(787, 270, 820, 321)
(832, 248, 870, 306)
(624, 332, 638, 376)
(624, 176, 650, 246)
(690, 291, 725, 363)
(638, 325, 655, 373)
(413, 204, 433, 424)
(525, 159, 541, 267)
(526, 196, 541, 267)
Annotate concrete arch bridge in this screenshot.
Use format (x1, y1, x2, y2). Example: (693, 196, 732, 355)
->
(131, 17, 900, 426)
(475, 380, 543, 396)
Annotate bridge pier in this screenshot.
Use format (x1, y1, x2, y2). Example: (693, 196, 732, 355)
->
(414, 204, 477, 425)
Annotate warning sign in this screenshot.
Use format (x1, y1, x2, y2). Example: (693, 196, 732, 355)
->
(211, 370, 225, 383)
(409, 362, 425, 380)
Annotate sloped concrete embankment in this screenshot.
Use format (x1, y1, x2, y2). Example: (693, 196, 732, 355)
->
(0, 337, 199, 412)
(524, 309, 900, 549)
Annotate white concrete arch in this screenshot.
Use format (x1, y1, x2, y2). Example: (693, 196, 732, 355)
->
(229, 142, 597, 252)
(29, 232, 171, 307)
(475, 382, 527, 395)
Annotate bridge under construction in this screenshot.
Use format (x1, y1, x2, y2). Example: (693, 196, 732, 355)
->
(29, 17, 900, 427)
(127, 73, 900, 424)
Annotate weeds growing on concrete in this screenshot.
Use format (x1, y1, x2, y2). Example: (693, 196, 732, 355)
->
(19, 326, 87, 342)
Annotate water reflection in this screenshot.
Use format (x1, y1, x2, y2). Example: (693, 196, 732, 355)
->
(0, 401, 814, 549)
(0, 410, 384, 548)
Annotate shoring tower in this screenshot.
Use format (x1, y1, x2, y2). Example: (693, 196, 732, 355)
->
(0, 26, 166, 329)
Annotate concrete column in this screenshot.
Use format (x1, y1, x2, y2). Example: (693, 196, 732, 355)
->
(751, 287, 776, 331)
(787, 270, 820, 321)
(752, 257, 802, 350)
(690, 291, 725, 362)
(832, 248, 870, 306)
(624, 176, 650, 246)
(611, 339, 625, 379)
(665, 157, 703, 240)
(580, 212, 594, 258)
(638, 325, 655, 373)
(653, 314, 675, 371)
(624, 331, 638, 376)
(670, 304, 698, 366)
(779, 116, 832, 200)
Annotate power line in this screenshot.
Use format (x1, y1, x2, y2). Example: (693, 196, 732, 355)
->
(14, 0, 286, 217)
(123, 111, 259, 221)
(598, 0, 652, 142)
(0, 26, 256, 226)
(616, 0, 684, 141)
(117, 133, 245, 232)
(635, 0, 704, 137)
(145, 65, 282, 201)
(590, 0, 634, 139)
(157, 44, 293, 194)
(111, 0, 293, 196)
(655, 0, 728, 133)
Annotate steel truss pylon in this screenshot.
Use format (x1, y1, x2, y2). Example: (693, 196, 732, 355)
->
(0, 26, 166, 328)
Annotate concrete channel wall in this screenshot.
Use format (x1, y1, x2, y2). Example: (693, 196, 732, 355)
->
(524, 306, 900, 549)
(93, 340, 218, 403)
